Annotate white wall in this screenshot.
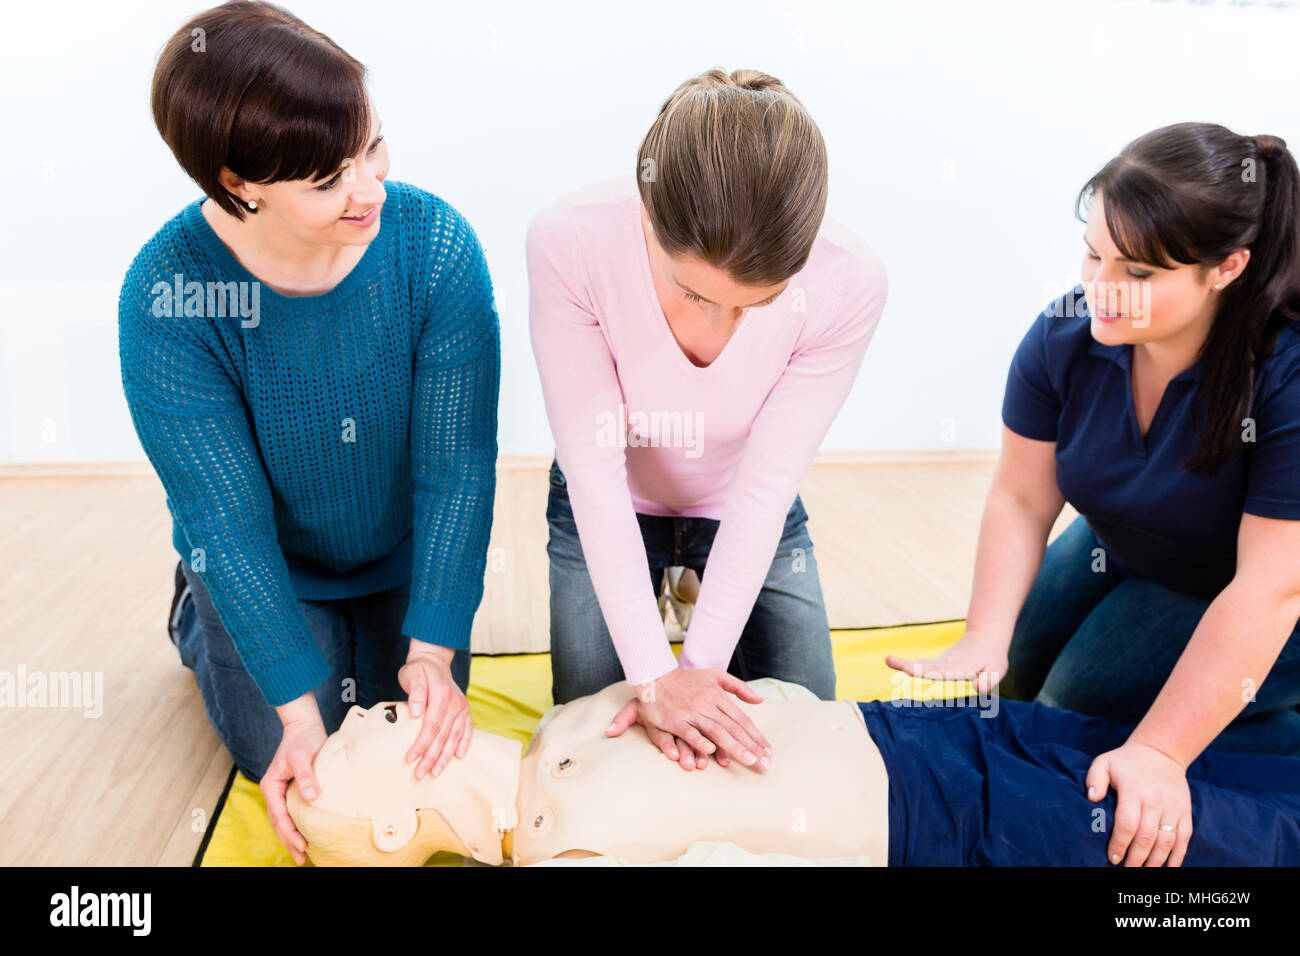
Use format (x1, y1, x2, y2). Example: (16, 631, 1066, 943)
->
(2, 0, 1296, 462)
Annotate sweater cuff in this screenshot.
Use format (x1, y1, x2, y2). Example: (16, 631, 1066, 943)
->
(249, 643, 334, 709)
(676, 613, 740, 673)
(402, 601, 476, 650)
(675, 642, 721, 672)
(620, 639, 681, 687)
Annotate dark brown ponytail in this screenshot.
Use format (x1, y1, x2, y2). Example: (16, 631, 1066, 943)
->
(1076, 123, 1300, 475)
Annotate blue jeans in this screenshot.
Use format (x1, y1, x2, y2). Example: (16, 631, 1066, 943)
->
(1002, 514, 1300, 756)
(545, 457, 835, 704)
(171, 560, 471, 781)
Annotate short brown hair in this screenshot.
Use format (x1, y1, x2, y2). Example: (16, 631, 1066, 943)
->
(635, 68, 829, 286)
(150, 1, 372, 221)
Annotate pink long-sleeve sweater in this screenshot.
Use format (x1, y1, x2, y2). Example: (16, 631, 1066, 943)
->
(526, 175, 888, 685)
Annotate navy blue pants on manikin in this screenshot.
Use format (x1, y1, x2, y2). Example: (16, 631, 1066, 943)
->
(857, 697, 1300, 866)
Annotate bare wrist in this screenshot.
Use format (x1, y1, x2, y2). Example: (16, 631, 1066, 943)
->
(275, 691, 324, 730)
(960, 626, 1010, 652)
(1128, 731, 1192, 770)
(635, 666, 679, 700)
(406, 639, 455, 667)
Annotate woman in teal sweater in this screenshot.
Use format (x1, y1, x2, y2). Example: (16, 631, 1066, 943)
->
(119, 2, 500, 862)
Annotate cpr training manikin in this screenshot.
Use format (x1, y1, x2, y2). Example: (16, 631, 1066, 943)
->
(286, 680, 891, 866)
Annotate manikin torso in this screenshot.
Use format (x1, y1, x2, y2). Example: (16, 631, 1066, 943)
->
(295, 681, 890, 866)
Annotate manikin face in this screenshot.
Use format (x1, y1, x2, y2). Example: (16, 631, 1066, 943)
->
(1080, 190, 1248, 353)
(308, 701, 521, 860)
(321, 701, 422, 775)
(219, 94, 390, 249)
(639, 201, 790, 336)
(312, 702, 428, 851)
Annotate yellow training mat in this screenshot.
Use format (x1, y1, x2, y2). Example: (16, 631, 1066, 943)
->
(196, 621, 971, 867)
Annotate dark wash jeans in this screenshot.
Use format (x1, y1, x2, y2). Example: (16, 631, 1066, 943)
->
(545, 457, 835, 705)
(172, 560, 470, 780)
(1002, 514, 1300, 756)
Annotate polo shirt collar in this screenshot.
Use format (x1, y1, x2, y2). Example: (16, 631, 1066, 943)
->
(1087, 337, 1206, 383)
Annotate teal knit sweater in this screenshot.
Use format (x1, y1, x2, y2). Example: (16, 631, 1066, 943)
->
(118, 180, 500, 706)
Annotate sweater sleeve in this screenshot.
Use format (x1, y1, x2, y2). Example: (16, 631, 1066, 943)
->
(401, 202, 502, 648)
(526, 204, 680, 685)
(118, 259, 330, 707)
(677, 250, 889, 672)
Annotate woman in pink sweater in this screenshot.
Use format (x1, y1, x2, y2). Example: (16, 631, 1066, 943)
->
(527, 69, 889, 773)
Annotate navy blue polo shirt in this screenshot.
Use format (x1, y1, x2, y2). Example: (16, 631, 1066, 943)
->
(1001, 286, 1300, 599)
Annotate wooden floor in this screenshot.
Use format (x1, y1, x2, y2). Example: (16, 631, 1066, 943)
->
(0, 455, 1075, 865)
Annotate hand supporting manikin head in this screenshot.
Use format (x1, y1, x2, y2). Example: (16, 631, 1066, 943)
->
(287, 701, 521, 866)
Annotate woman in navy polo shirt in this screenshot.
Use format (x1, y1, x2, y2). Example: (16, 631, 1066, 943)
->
(887, 122, 1300, 867)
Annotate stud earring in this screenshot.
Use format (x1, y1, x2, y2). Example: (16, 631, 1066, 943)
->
(247, 200, 257, 210)
(1214, 282, 1222, 290)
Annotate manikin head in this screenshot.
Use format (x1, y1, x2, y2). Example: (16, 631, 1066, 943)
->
(286, 701, 520, 867)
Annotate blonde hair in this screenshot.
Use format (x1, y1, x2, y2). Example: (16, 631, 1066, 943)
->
(635, 68, 829, 285)
(286, 780, 472, 867)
